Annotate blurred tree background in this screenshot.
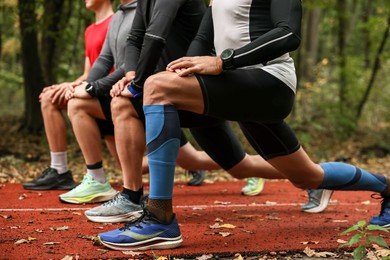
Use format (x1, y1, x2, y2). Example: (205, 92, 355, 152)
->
(0, 0, 389, 183)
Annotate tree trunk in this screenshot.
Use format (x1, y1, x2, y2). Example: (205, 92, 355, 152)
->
(356, 16, 390, 120)
(41, 0, 65, 85)
(337, 0, 348, 114)
(361, 1, 372, 69)
(18, 0, 45, 133)
(303, 8, 321, 81)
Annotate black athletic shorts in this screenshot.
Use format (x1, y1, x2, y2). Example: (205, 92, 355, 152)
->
(196, 68, 301, 160)
(97, 95, 114, 136)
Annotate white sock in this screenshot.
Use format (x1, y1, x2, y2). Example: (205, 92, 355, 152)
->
(50, 151, 69, 174)
(86, 168, 106, 184)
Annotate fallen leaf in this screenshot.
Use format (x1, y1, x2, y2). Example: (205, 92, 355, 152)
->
(315, 251, 337, 257)
(219, 231, 231, 237)
(50, 226, 69, 231)
(61, 256, 73, 260)
(233, 253, 244, 260)
(27, 236, 37, 241)
(122, 250, 144, 256)
(303, 246, 315, 257)
(35, 229, 43, 233)
(196, 254, 213, 260)
(215, 218, 223, 222)
(361, 200, 371, 205)
(19, 193, 27, 200)
(44, 242, 60, 245)
(242, 229, 255, 234)
(1, 214, 12, 219)
(220, 224, 236, 229)
(303, 246, 337, 258)
(156, 257, 168, 260)
(15, 239, 30, 245)
(209, 223, 221, 229)
(10, 226, 20, 229)
(336, 239, 347, 244)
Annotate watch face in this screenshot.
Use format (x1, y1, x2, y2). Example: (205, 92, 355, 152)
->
(221, 48, 234, 60)
(86, 85, 93, 91)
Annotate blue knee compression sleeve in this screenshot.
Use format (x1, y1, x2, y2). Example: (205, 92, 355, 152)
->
(144, 105, 181, 199)
(319, 162, 387, 193)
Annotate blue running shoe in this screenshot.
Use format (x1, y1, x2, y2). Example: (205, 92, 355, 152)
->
(369, 195, 390, 228)
(98, 208, 182, 250)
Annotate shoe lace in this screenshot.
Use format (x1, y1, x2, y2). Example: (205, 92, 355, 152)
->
(119, 201, 153, 230)
(36, 168, 52, 180)
(247, 178, 258, 188)
(101, 193, 122, 207)
(371, 193, 389, 217)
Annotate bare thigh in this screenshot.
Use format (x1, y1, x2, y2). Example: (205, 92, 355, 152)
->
(143, 71, 204, 114)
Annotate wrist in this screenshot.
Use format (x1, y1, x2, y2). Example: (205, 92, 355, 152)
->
(85, 83, 97, 97)
(127, 80, 143, 98)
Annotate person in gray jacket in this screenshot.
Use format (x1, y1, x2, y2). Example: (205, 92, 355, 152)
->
(63, 0, 221, 211)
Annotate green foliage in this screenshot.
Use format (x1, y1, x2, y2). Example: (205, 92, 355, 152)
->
(340, 220, 389, 260)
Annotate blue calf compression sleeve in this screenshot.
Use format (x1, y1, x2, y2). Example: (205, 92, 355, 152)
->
(319, 162, 387, 193)
(144, 105, 181, 199)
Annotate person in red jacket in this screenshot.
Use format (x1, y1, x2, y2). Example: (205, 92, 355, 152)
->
(23, 0, 115, 191)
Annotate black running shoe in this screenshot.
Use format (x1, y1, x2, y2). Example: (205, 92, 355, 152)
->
(23, 167, 77, 190)
(187, 170, 205, 186)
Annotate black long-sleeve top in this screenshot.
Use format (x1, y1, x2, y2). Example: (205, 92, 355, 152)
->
(124, 0, 206, 88)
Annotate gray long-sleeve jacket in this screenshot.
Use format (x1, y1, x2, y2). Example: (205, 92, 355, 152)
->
(86, 2, 137, 96)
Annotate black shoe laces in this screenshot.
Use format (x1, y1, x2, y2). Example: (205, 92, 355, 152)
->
(35, 168, 52, 180)
(119, 196, 153, 230)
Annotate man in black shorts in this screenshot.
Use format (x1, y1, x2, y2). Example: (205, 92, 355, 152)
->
(98, 0, 390, 251)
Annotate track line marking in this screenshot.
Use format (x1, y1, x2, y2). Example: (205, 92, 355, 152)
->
(0, 202, 377, 212)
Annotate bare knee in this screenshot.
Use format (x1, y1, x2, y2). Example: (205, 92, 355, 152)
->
(144, 72, 175, 105)
(40, 90, 58, 112)
(67, 98, 85, 122)
(111, 96, 137, 122)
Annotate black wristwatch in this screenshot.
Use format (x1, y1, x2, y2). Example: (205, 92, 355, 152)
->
(85, 82, 96, 97)
(220, 48, 235, 70)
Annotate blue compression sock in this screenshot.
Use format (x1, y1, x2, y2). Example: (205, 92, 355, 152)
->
(144, 105, 181, 199)
(319, 162, 387, 193)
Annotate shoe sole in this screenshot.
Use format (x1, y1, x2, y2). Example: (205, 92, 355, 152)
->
(303, 190, 334, 213)
(85, 210, 142, 223)
(241, 180, 265, 196)
(98, 235, 183, 251)
(23, 184, 77, 191)
(59, 190, 118, 204)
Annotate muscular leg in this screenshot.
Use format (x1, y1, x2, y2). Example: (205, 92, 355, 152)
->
(67, 98, 105, 166)
(41, 89, 67, 153)
(111, 96, 144, 196)
(104, 135, 120, 168)
(144, 70, 389, 221)
(23, 87, 76, 190)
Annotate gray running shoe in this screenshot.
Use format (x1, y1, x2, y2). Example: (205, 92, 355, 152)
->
(85, 193, 142, 223)
(187, 170, 205, 186)
(301, 189, 333, 213)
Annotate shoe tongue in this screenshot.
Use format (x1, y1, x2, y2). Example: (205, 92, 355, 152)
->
(120, 192, 131, 201)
